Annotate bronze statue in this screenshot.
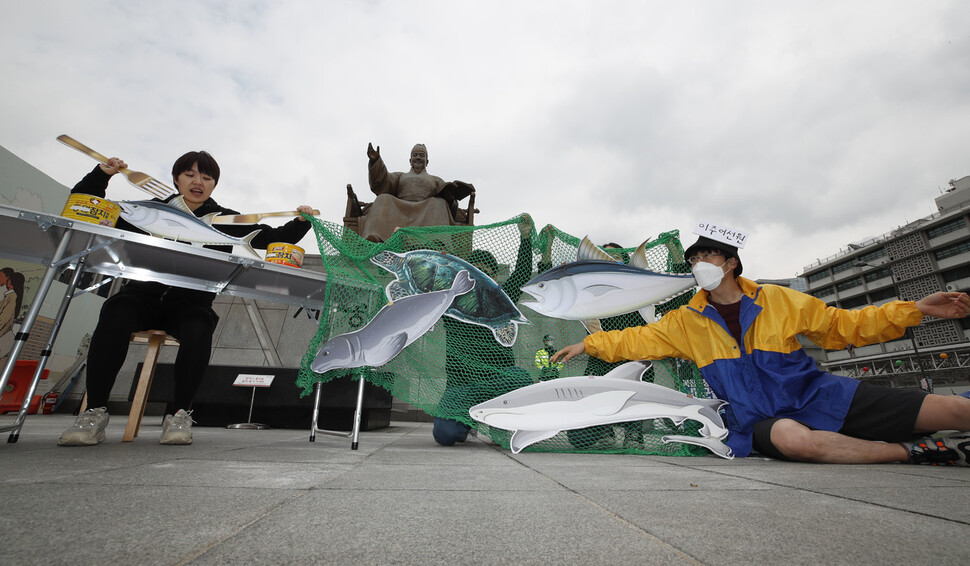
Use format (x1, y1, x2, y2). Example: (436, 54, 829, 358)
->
(358, 143, 474, 242)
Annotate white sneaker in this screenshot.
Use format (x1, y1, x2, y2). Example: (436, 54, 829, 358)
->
(159, 409, 194, 445)
(58, 408, 109, 446)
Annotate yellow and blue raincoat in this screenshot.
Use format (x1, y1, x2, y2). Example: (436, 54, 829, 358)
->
(584, 277, 923, 457)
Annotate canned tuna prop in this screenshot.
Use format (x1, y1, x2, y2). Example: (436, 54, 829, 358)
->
(61, 194, 120, 227)
(265, 242, 304, 268)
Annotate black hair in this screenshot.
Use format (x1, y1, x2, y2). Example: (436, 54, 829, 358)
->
(171, 151, 220, 187)
(602, 243, 629, 264)
(8, 271, 24, 315)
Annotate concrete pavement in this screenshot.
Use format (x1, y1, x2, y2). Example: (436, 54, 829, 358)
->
(1, 414, 968, 565)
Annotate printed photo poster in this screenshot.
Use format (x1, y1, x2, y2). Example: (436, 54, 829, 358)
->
(0, 260, 48, 362)
(1, 145, 104, 379)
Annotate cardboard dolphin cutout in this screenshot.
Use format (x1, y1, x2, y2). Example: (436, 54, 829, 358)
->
(371, 250, 529, 347)
(311, 270, 475, 373)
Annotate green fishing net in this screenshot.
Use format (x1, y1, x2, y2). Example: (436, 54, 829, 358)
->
(297, 214, 708, 456)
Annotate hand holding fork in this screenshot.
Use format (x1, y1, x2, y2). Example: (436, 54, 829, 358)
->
(57, 134, 177, 200)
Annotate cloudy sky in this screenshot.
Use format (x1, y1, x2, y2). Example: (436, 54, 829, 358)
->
(2, 1, 968, 278)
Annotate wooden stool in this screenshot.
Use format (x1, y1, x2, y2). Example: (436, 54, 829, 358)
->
(79, 330, 180, 442)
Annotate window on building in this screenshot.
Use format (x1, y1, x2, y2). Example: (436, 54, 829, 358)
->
(840, 296, 869, 309)
(831, 261, 855, 274)
(858, 248, 887, 263)
(807, 271, 830, 284)
(870, 287, 897, 302)
(836, 277, 863, 292)
(811, 286, 834, 299)
(934, 239, 970, 261)
(942, 265, 970, 283)
(927, 217, 967, 239)
(863, 267, 892, 282)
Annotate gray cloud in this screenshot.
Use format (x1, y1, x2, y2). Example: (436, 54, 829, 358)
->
(1, 0, 968, 278)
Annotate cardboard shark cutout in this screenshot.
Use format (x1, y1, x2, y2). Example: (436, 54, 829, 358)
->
(468, 361, 730, 456)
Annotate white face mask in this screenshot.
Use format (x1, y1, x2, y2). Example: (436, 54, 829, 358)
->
(692, 261, 728, 291)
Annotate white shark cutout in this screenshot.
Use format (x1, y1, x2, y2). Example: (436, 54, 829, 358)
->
(662, 435, 734, 460)
(468, 361, 729, 454)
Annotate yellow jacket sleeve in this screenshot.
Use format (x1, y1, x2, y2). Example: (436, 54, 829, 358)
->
(583, 311, 690, 363)
(583, 286, 925, 364)
(798, 297, 924, 350)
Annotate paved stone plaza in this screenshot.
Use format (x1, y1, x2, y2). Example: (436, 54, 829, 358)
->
(1, 415, 968, 565)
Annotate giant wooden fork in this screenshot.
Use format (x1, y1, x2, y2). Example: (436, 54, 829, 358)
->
(57, 135, 177, 200)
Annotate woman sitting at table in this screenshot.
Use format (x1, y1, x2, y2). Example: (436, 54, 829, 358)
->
(58, 151, 315, 446)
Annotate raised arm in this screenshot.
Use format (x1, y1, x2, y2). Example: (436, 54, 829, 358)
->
(71, 157, 128, 196)
(915, 291, 970, 319)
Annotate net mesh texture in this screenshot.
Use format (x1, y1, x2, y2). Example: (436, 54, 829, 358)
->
(297, 214, 708, 456)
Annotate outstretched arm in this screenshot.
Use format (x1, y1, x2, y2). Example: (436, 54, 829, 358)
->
(915, 291, 970, 319)
(551, 342, 587, 363)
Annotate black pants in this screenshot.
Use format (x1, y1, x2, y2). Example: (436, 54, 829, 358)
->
(85, 290, 218, 411)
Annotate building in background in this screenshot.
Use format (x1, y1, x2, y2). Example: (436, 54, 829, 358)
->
(800, 175, 970, 394)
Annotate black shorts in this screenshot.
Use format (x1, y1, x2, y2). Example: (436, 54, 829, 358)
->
(751, 383, 928, 460)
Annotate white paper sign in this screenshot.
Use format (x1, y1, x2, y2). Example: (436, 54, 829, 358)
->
(692, 221, 748, 249)
(232, 374, 275, 387)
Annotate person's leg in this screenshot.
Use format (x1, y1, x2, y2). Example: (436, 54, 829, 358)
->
(433, 417, 470, 446)
(84, 292, 155, 407)
(757, 389, 970, 464)
(912, 394, 970, 433)
(755, 384, 925, 463)
(163, 304, 218, 412)
(767, 418, 908, 464)
(59, 291, 154, 446)
(156, 304, 216, 445)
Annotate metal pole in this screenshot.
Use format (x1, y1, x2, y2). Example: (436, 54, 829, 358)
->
(888, 270, 931, 392)
(6, 241, 91, 442)
(858, 260, 931, 392)
(0, 230, 73, 406)
(351, 369, 366, 450)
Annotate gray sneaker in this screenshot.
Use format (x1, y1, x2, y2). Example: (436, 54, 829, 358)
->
(159, 409, 194, 445)
(57, 407, 109, 446)
(902, 432, 970, 466)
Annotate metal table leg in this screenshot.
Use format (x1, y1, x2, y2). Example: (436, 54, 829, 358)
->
(5, 246, 89, 442)
(308, 369, 367, 450)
